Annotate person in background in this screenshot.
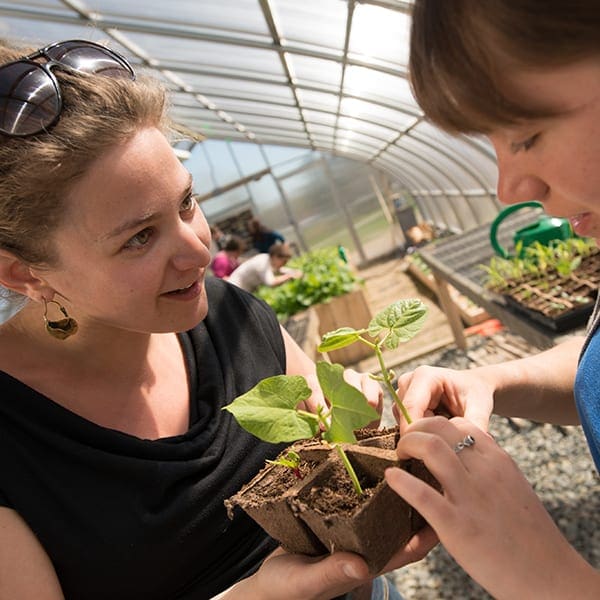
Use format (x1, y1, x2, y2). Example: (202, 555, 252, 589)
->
(210, 235, 244, 280)
(228, 241, 302, 294)
(246, 217, 285, 253)
(0, 38, 422, 600)
(209, 224, 227, 255)
(384, 2, 600, 598)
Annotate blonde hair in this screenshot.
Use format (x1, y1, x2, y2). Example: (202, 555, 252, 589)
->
(0, 42, 171, 269)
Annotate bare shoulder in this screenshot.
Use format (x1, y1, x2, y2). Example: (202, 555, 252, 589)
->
(0, 507, 64, 599)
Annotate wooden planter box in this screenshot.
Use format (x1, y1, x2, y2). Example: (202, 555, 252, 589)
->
(282, 308, 322, 362)
(313, 288, 373, 365)
(406, 258, 490, 327)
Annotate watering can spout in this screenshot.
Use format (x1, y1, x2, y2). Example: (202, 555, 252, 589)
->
(490, 201, 574, 258)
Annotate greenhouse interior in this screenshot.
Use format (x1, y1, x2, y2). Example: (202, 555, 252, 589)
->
(1, 2, 599, 598)
(1, 0, 594, 352)
(0, 0, 501, 260)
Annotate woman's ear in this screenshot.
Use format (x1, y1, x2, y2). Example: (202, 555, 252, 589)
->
(0, 249, 50, 301)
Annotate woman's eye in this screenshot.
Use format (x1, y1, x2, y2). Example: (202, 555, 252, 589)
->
(515, 133, 540, 152)
(181, 193, 196, 213)
(124, 228, 153, 249)
(510, 133, 539, 154)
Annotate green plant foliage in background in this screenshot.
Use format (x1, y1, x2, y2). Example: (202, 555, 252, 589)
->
(256, 247, 361, 320)
(481, 237, 597, 291)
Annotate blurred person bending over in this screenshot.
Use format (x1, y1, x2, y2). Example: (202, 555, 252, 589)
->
(246, 217, 285, 254)
(228, 241, 302, 294)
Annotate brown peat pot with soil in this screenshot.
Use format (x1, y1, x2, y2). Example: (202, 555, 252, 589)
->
(224, 300, 440, 573)
(226, 428, 438, 573)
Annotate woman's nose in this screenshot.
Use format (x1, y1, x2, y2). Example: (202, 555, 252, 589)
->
(171, 222, 211, 271)
(494, 143, 549, 206)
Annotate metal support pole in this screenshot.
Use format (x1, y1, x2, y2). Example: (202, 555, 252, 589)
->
(320, 157, 368, 265)
(260, 147, 309, 252)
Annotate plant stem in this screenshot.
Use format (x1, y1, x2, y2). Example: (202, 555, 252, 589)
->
(335, 445, 363, 496)
(297, 408, 331, 432)
(360, 336, 412, 425)
(297, 409, 321, 422)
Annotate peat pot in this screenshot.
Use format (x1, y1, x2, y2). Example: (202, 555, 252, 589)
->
(225, 428, 438, 573)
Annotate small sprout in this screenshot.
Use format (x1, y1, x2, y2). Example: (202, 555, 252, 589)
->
(267, 450, 303, 479)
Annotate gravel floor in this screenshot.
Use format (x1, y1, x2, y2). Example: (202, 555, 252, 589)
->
(377, 331, 600, 599)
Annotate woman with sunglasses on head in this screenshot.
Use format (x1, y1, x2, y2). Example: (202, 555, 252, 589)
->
(383, 2, 600, 598)
(0, 40, 423, 600)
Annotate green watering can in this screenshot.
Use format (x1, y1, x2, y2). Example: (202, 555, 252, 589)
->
(490, 200, 574, 259)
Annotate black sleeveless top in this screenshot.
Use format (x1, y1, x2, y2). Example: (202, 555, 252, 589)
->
(0, 278, 288, 599)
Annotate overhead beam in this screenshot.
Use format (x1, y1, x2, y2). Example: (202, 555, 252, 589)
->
(194, 167, 271, 203)
(0, 3, 408, 78)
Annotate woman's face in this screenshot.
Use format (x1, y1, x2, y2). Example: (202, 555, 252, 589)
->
(36, 127, 212, 334)
(489, 58, 600, 241)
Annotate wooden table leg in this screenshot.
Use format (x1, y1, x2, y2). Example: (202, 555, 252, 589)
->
(432, 273, 467, 351)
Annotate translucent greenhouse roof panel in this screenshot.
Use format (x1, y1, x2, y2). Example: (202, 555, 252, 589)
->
(273, 0, 348, 53)
(0, 0, 498, 196)
(348, 2, 412, 71)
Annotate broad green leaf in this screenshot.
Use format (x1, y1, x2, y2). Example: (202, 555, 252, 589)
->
(318, 327, 368, 352)
(223, 375, 319, 443)
(368, 299, 428, 350)
(316, 361, 379, 444)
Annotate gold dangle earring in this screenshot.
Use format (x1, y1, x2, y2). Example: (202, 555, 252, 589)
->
(43, 298, 79, 340)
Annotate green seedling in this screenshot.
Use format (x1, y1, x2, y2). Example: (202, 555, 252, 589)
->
(267, 450, 303, 479)
(481, 236, 597, 292)
(223, 299, 428, 495)
(317, 298, 427, 426)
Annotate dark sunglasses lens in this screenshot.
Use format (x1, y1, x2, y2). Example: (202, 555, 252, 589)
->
(44, 41, 134, 79)
(0, 62, 59, 136)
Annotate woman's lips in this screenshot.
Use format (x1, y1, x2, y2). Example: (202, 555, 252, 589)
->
(163, 280, 202, 300)
(569, 212, 592, 236)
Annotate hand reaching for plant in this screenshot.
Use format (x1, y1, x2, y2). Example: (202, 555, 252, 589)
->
(395, 336, 583, 434)
(395, 365, 495, 434)
(385, 416, 600, 599)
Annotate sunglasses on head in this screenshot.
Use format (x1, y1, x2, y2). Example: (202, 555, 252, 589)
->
(0, 39, 135, 137)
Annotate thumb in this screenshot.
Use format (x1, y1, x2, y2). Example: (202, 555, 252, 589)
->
(293, 552, 370, 599)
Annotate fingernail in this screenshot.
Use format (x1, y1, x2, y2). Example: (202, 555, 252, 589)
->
(343, 563, 361, 579)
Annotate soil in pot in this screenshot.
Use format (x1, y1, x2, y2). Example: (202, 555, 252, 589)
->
(291, 446, 417, 573)
(225, 450, 327, 556)
(226, 427, 439, 573)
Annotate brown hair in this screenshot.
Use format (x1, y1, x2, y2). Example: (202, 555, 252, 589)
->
(223, 235, 245, 253)
(0, 41, 170, 268)
(269, 242, 292, 259)
(409, 0, 600, 134)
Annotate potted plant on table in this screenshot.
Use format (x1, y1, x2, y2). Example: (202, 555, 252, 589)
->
(224, 299, 438, 573)
(256, 246, 373, 364)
